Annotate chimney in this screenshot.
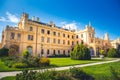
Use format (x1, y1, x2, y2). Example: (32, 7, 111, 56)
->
(50, 21, 54, 27)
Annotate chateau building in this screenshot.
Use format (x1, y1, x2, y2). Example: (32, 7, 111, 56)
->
(0, 13, 112, 57)
(111, 38, 120, 48)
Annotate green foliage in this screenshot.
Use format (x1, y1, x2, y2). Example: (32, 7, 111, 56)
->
(39, 58, 50, 66)
(70, 44, 91, 60)
(22, 50, 30, 58)
(70, 67, 94, 80)
(99, 49, 105, 55)
(107, 48, 119, 58)
(12, 62, 27, 68)
(21, 56, 41, 67)
(16, 67, 94, 80)
(0, 47, 9, 57)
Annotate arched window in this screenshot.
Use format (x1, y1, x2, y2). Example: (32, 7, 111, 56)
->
(58, 50, 60, 54)
(63, 50, 65, 55)
(47, 49, 50, 55)
(41, 49, 44, 55)
(53, 50, 56, 55)
(27, 46, 32, 55)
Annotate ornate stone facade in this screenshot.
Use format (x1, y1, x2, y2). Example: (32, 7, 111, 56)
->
(0, 13, 112, 57)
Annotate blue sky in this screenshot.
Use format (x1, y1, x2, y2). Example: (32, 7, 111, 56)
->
(0, 0, 120, 40)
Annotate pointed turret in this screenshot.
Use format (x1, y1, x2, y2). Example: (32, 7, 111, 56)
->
(104, 33, 109, 41)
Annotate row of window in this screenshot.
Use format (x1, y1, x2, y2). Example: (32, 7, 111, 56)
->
(41, 49, 70, 55)
(10, 33, 21, 40)
(41, 36, 79, 45)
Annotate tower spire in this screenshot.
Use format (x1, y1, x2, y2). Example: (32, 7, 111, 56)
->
(89, 21, 91, 27)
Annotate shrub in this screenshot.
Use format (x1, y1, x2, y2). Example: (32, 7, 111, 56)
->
(70, 44, 91, 60)
(22, 50, 30, 59)
(39, 58, 50, 66)
(70, 67, 94, 80)
(107, 48, 119, 58)
(22, 56, 40, 67)
(12, 62, 27, 68)
(0, 47, 9, 57)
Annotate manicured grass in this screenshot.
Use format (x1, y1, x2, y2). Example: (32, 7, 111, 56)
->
(82, 61, 120, 80)
(0, 59, 20, 72)
(49, 57, 114, 67)
(1, 76, 16, 80)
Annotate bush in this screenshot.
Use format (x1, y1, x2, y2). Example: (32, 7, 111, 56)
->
(12, 62, 27, 68)
(70, 44, 91, 60)
(107, 48, 119, 58)
(16, 68, 94, 80)
(0, 47, 9, 57)
(39, 58, 50, 66)
(48, 54, 70, 58)
(70, 67, 94, 80)
(22, 56, 40, 67)
(22, 50, 30, 59)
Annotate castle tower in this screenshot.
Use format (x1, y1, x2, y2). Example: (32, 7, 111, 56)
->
(104, 33, 110, 41)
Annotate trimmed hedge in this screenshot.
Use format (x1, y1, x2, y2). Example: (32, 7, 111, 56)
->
(12, 62, 27, 68)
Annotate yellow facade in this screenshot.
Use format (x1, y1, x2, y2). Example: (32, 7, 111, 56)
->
(0, 13, 112, 57)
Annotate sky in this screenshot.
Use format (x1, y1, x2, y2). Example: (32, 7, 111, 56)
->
(0, 0, 120, 41)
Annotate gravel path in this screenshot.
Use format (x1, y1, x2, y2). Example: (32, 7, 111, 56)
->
(0, 59, 120, 79)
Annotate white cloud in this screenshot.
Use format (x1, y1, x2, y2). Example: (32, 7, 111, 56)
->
(0, 12, 19, 23)
(62, 22, 78, 30)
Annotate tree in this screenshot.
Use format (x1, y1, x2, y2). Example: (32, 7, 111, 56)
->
(107, 48, 119, 58)
(0, 47, 9, 57)
(70, 44, 91, 60)
(22, 50, 30, 58)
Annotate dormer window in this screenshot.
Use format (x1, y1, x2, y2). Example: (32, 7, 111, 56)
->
(30, 26, 33, 31)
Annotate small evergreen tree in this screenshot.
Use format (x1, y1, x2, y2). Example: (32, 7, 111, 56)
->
(0, 47, 9, 57)
(70, 44, 91, 60)
(107, 48, 119, 58)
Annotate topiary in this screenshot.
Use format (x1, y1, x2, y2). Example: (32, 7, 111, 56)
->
(70, 44, 91, 60)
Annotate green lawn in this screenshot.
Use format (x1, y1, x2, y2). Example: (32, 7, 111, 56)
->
(82, 61, 120, 80)
(2, 61, 120, 80)
(49, 57, 114, 67)
(1, 76, 16, 80)
(0, 59, 20, 72)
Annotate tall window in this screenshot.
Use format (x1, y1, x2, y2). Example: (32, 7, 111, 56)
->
(41, 49, 44, 55)
(63, 40, 65, 44)
(41, 29, 45, 34)
(47, 49, 50, 55)
(17, 33, 21, 40)
(58, 39, 60, 44)
(68, 40, 70, 45)
(41, 36, 44, 42)
(76, 35, 79, 38)
(53, 38, 56, 43)
(72, 35, 74, 39)
(53, 50, 56, 55)
(63, 34, 65, 37)
(11, 32, 15, 39)
(68, 35, 70, 38)
(63, 50, 65, 55)
(58, 32, 60, 37)
(28, 35, 33, 41)
(47, 30, 50, 35)
(53, 32, 56, 36)
(58, 50, 60, 54)
(30, 26, 33, 31)
(77, 41, 79, 44)
(27, 46, 32, 55)
(47, 37, 50, 43)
